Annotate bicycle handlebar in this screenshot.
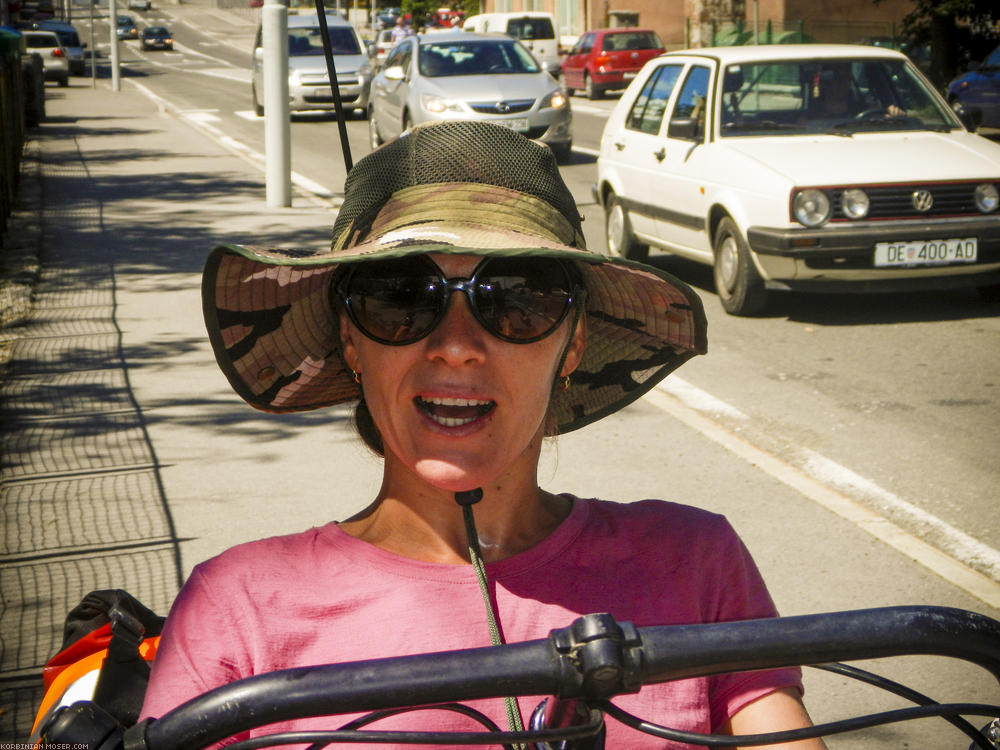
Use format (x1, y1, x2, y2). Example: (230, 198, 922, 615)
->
(115, 605, 999, 750)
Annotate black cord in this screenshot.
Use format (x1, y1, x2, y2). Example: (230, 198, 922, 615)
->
(222, 708, 604, 750)
(814, 662, 989, 746)
(311, 0, 353, 171)
(597, 699, 1000, 748)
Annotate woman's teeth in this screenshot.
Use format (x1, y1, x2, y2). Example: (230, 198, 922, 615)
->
(416, 396, 495, 427)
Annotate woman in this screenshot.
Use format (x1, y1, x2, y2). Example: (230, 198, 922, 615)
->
(141, 121, 824, 748)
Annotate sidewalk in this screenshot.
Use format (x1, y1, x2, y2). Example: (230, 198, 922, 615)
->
(0, 72, 337, 739)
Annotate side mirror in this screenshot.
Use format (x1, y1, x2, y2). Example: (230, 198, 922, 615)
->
(384, 64, 405, 81)
(957, 104, 983, 132)
(667, 117, 701, 141)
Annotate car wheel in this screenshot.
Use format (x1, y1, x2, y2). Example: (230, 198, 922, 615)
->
(605, 193, 648, 262)
(368, 107, 383, 149)
(57, 74, 68, 87)
(549, 142, 571, 164)
(712, 216, 767, 316)
(252, 83, 263, 117)
(584, 73, 602, 100)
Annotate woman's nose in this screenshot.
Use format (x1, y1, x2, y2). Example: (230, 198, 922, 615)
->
(424, 289, 488, 364)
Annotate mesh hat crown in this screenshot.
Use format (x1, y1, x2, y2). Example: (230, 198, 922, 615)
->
(203, 121, 707, 433)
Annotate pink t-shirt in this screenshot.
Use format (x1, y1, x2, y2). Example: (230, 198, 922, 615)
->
(141, 497, 801, 748)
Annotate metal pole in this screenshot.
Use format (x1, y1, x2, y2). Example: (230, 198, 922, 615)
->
(89, 0, 96, 87)
(109, 0, 120, 90)
(753, 0, 758, 44)
(262, 0, 291, 207)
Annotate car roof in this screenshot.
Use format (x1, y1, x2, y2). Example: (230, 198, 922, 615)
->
(660, 43, 908, 64)
(36, 20, 77, 29)
(414, 31, 514, 45)
(22, 29, 60, 39)
(587, 27, 657, 34)
(287, 13, 353, 28)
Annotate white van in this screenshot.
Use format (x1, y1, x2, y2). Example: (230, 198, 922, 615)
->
(462, 12, 561, 76)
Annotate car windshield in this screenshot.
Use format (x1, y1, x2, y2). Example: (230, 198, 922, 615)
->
(720, 58, 958, 136)
(418, 40, 539, 77)
(982, 46, 1000, 68)
(602, 30, 661, 51)
(504, 17, 553, 41)
(50, 29, 80, 45)
(288, 26, 360, 56)
(145, 26, 167, 35)
(24, 33, 58, 48)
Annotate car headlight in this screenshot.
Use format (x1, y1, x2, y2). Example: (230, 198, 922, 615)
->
(422, 95, 463, 114)
(539, 89, 567, 110)
(841, 188, 870, 220)
(792, 189, 831, 227)
(974, 183, 999, 213)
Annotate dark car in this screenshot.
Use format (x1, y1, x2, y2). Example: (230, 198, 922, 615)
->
(947, 45, 1000, 129)
(561, 27, 664, 99)
(35, 20, 86, 74)
(116, 14, 139, 40)
(141, 25, 173, 50)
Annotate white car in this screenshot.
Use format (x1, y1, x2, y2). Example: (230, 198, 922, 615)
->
(594, 44, 1000, 315)
(22, 29, 69, 87)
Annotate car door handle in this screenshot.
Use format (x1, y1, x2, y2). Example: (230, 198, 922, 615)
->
(614, 140, 625, 151)
(653, 147, 666, 162)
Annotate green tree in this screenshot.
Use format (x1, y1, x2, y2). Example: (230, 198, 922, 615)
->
(878, 0, 999, 88)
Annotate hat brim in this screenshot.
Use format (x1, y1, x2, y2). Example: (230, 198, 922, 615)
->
(203, 237, 707, 435)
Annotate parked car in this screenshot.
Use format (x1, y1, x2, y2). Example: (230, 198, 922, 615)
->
(368, 31, 572, 161)
(947, 44, 1000, 129)
(595, 44, 1000, 315)
(251, 13, 371, 117)
(561, 27, 664, 99)
(462, 12, 561, 77)
(128, 0, 151, 9)
(34, 21, 86, 75)
(368, 28, 396, 70)
(116, 14, 139, 40)
(21, 29, 69, 86)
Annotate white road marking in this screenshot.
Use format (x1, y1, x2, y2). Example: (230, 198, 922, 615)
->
(644, 384, 1000, 608)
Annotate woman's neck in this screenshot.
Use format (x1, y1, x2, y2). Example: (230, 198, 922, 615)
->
(339, 466, 571, 564)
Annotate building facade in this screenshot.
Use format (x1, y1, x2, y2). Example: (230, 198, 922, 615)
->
(484, 0, 915, 50)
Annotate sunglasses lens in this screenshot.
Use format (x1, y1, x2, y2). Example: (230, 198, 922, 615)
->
(474, 258, 574, 341)
(345, 257, 441, 343)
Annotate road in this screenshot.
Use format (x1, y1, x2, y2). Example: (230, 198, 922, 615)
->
(39, 9, 1000, 745)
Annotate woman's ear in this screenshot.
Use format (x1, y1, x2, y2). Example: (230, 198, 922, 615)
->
(560, 316, 586, 377)
(339, 312, 361, 374)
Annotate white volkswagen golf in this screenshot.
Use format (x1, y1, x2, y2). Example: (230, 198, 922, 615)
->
(594, 44, 1000, 315)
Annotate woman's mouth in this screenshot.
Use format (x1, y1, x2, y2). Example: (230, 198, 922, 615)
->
(415, 396, 496, 427)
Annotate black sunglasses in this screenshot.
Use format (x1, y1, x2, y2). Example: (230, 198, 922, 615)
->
(336, 255, 582, 346)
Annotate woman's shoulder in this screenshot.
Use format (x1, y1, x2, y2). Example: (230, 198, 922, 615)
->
(192, 522, 340, 579)
(581, 496, 732, 535)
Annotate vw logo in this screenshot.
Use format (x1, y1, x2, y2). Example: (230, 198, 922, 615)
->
(911, 190, 934, 212)
(495, 101, 510, 113)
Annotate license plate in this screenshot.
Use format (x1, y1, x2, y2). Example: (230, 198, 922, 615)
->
(496, 118, 530, 133)
(873, 237, 977, 267)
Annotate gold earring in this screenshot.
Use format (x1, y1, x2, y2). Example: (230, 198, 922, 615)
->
(559, 375, 571, 391)
(352, 369, 362, 384)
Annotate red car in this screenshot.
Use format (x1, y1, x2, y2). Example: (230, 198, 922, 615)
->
(561, 27, 664, 99)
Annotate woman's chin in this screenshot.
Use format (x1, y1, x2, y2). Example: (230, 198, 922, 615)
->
(414, 458, 495, 494)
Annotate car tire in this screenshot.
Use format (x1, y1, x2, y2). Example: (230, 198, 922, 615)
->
(368, 107, 383, 149)
(57, 74, 68, 87)
(712, 216, 767, 316)
(977, 282, 1000, 303)
(549, 142, 571, 164)
(605, 193, 648, 262)
(584, 73, 602, 100)
(252, 83, 263, 117)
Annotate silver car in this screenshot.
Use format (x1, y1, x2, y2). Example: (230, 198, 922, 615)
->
(22, 29, 69, 87)
(368, 32, 572, 162)
(251, 14, 371, 117)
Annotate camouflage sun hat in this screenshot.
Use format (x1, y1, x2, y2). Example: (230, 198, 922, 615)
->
(203, 121, 707, 434)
